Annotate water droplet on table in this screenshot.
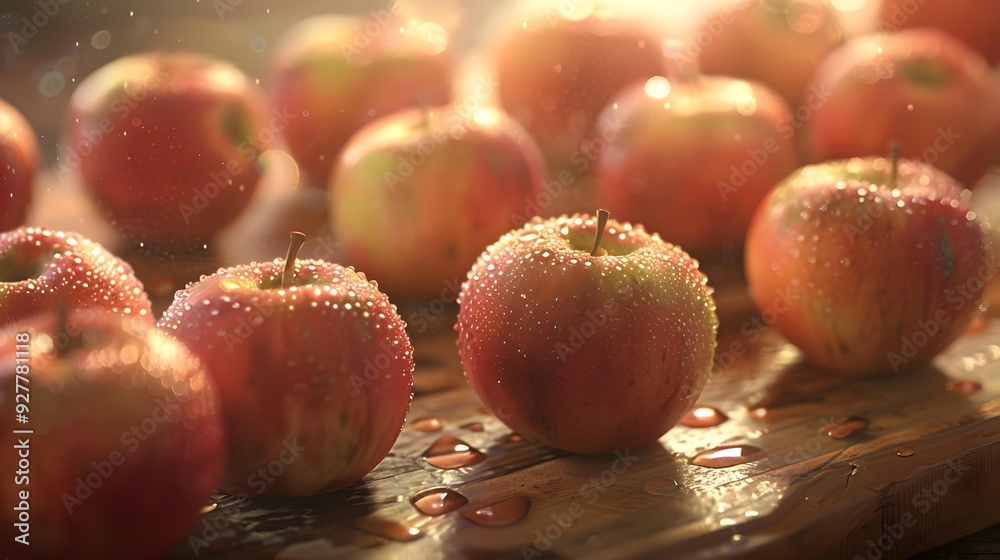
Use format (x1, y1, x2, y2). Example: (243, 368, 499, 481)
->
(643, 476, 679, 495)
(679, 406, 728, 428)
(411, 488, 468, 515)
(410, 417, 443, 432)
(821, 417, 869, 439)
(353, 516, 422, 542)
(691, 445, 762, 468)
(462, 496, 532, 527)
(423, 435, 486, 469)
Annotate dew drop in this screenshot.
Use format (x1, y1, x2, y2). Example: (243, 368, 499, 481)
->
(462, 496, 532, 527)
(423, 435, 486, 469)
(643, 476, 679, 495)
(410, 417, 443, 432)
(822, 417, 869, 439)
(353, 516, 422, 542)
(945, 379, 982, 397)
(411, 487, 468, 515)
(679, 406, 728, 428)
(691, 445, 762, 468)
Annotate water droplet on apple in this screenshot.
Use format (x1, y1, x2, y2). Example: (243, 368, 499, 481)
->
(411, 487, 468, 515)
(462, 496, 532, 527)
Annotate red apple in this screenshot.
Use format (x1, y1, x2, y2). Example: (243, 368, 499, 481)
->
(0, 98, 38, 231)
(330, 105, 546, 299)
(745, 150, 993, 375)
(457, 211, 719, 455)
(695, 0, 844, 107)
(594, 75, 800, 254)
(267, 14, 452, 186)
(494, 14, 664, 167)
(878, 0, 1000, 65)
(0, 227, 153, 329)
(158, 233, 414, 496)
(63, 51, 271, 246)
(0, 310, 224, 560)
(805, 29, 1000, 189)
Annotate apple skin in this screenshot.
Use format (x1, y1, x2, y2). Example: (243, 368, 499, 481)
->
(745, 157, 992, 375)
(0, 227, 153, 329)
(456, 214, 718, 455)
(158, 258, 414, 497)
(805, 29, 1000, 189)
(0, 98, 38, 231)
(0, 310, 224, 560)
(330, 105, 546, 299)
(495, 16, 664, 168)
(878, 0, 1000, 65)
(64, 51, 271, 246)
(594, 76, 800, 254)
(696, 0, 844, 107)
(267, 15, 452, 186)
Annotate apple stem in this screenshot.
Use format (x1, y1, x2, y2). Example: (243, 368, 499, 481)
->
(889, 139, 901, 188)
(590, 209, 610, 256)
(281, 231, 307, 290)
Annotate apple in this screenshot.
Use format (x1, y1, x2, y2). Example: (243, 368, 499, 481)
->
(804, 29, 1000, 189)
(267, 14, 452, 187)
(0, 227, 153, 329)
(494, 14, 664, 168)
(878, 0, 1000, 65)
(158, 233, 414, 496)
(64, 51, 271, 246)
(330, 105, 546, 299)
(745, 148, 993, 375)
(0, 310, 224, 560)
(594, 75, 800, 254)
(456, 211, 719, 455)
(0, 98, 38, 232)
(695, 0, 844, 107)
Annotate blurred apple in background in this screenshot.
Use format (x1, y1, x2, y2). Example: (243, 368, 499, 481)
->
(267, 14, 452, 188)
(594, 75, 800, 254)
(494, 12, 664, 170)
(805, 29, 1000, 188)
(696, 0, 844, 107)
(0, 310, 223, 560)
(745, 152, 992, 375)
(63, 51, 271, 247)
(0, 98, 38, 232)
(159, 233, 414, 497)
(0, 227, 152, 329)
(878, 0, 1000, 65)
(457, 212, 718, 455)
(330, 105, 546, 300)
